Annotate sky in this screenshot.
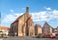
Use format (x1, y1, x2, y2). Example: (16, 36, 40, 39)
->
(0, 0, 58, 28)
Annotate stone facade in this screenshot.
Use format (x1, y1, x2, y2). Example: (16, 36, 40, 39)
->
(9, 7, 35, 36)
(35, 24, 42, 35)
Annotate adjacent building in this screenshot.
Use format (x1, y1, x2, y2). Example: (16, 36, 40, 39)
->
(0, 26, 9, 37)
(35, 24, 42, 36)
(9, 7, 35, 36)
(42, 22, 53, 35)
(54, 26, 58, 36)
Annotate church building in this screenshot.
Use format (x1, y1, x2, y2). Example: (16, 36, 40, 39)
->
(9, 7, 35, 36)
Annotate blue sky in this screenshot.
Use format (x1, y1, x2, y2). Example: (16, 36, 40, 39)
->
(0, 0, 58, 28)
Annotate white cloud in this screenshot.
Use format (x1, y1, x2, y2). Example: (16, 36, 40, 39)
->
(10, 10, 14, 12)
(2, 8, 58, 25)
(31, 11, 51, 22)
(52, 10, 58, 18)
(31, 10, 58, 22)
(50, 10, 58, 18)
(45, 7, 52, 10)
(2, 13, 23, 23)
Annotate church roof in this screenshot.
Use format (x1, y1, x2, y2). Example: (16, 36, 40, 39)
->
(12, 7, 31, 24)
(12, 13, 25, 24)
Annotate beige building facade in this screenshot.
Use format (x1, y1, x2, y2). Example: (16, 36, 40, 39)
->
(35, 24, 42, 35)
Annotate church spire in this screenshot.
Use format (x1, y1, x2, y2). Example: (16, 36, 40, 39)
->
(26, 7, 29, 14)
(26, 0, 29, 14)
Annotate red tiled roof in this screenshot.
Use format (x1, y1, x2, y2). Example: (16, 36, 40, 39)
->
(0, 26, 10, 30)
(37, 25, 41, 28)
(35, 24, 42, 28)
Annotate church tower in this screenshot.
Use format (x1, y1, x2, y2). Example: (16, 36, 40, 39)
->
(25, 7, 29, 36)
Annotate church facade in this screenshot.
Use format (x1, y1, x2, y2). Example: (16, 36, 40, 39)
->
(9, 7, 35, 36)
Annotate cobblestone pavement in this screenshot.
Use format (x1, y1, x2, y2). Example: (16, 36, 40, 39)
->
(0, 36, 58, 40)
